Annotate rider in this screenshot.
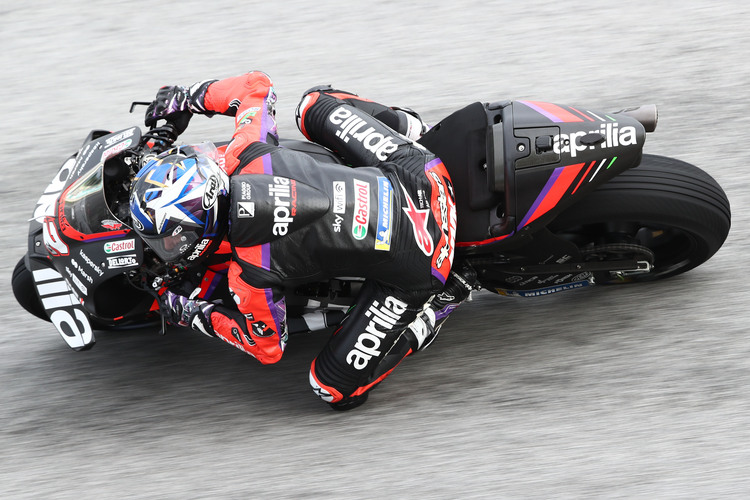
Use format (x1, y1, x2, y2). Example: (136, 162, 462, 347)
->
(130, 71, 476, 409)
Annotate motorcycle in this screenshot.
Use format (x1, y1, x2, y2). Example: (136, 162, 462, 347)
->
(11, 98, 731, 351)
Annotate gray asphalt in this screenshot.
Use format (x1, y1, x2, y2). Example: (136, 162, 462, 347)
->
(1, 1, 749, 498)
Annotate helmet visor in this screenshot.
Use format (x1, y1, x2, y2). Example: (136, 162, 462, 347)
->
(140, 230, 200, 263)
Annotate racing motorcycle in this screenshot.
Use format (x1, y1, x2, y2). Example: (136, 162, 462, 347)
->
(11, 98, 731, 351)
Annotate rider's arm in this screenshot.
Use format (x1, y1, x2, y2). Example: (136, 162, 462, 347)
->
(207, 260, 287, 365)
(162, 257, 287, 365)
(201, 71, 276, 116)
(201, 72, 278, 175)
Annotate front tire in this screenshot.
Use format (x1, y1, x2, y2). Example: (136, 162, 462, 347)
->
(549, 154, 731, 283)
(12, 257, 50, 321)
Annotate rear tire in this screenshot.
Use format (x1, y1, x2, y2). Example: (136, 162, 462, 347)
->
(549, 154, 731, 283)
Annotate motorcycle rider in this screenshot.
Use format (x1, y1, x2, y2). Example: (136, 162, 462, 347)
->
(131, 71, 476, 409)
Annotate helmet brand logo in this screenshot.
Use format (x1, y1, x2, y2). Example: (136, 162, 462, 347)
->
(202, 175, 219, 210)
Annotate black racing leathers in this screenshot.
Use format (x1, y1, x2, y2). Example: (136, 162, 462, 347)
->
(199, 74, 457, 406)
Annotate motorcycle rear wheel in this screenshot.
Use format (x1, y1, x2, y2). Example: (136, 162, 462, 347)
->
(548, 154, 731, 283)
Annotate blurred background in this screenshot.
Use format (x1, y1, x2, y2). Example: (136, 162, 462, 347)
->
(1, 1, 748, 497)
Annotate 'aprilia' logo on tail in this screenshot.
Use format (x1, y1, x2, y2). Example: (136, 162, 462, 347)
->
(554, 122, 638, 158)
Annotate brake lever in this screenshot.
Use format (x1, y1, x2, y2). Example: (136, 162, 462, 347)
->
(130, 101, 152, 113)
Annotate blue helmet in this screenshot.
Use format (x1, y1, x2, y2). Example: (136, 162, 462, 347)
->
(129, 144, 229, 265)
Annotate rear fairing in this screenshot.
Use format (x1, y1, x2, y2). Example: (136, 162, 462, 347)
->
(420, 99, 646, 250)
(505, 100, 645, 238)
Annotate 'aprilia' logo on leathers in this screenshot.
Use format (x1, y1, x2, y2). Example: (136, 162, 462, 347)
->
(346, 296, 408, 370)
(329, 106, 399, 161)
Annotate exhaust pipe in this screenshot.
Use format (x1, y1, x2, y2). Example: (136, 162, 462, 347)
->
(611, 104, 658, 133)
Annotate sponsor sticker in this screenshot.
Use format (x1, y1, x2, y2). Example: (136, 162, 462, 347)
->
(237, 107, 260, 126)
(202, 175, 219, 210)
(496, 280, 591, 297)
(104, 128, 135, 146)
(78, 249, 104, 276)
(101, 219, 123, 231)
(400, 184, 433, 256)
(375, 177, 393, 251)
(65, 266, 88, 296)
(352, 179, 370, 240)
(332, 213, 343, 232)
(101, 139, 133, 162)
(43, 217, 69, 257)
(332, 181, 346, 214)
(103, 239, 135, 254)
(241, 181, 253, 200)
(237, 201, 256, 218)
(107, 254, 139, 269)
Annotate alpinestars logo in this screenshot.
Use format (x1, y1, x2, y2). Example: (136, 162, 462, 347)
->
(346, 296, 408, 370)
(309, 372, 333, 402)
(553, 122, 638, 158)
(401, 184, 433, 256)
(429, 171, 456, 270)
(329, 106, 399, 161)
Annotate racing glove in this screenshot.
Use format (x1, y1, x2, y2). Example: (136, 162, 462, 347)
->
(161, 289, 215, 336)
(144, 80, 217, 133)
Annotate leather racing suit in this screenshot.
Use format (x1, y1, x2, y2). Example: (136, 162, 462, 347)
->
(181, 72, 458, 407)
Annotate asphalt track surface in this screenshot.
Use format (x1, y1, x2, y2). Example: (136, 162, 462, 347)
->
(1, 1, 749, 498)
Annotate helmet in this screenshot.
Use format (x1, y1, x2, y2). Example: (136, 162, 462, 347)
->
(129, 144, 229, 265)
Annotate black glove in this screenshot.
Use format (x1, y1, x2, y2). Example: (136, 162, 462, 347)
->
(161, 290, 215, 336)
(144, 85, 193, 133)
(144, 80, 218, 132)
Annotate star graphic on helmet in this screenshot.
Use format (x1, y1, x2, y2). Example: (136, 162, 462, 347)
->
(143, 164, 204, 232)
